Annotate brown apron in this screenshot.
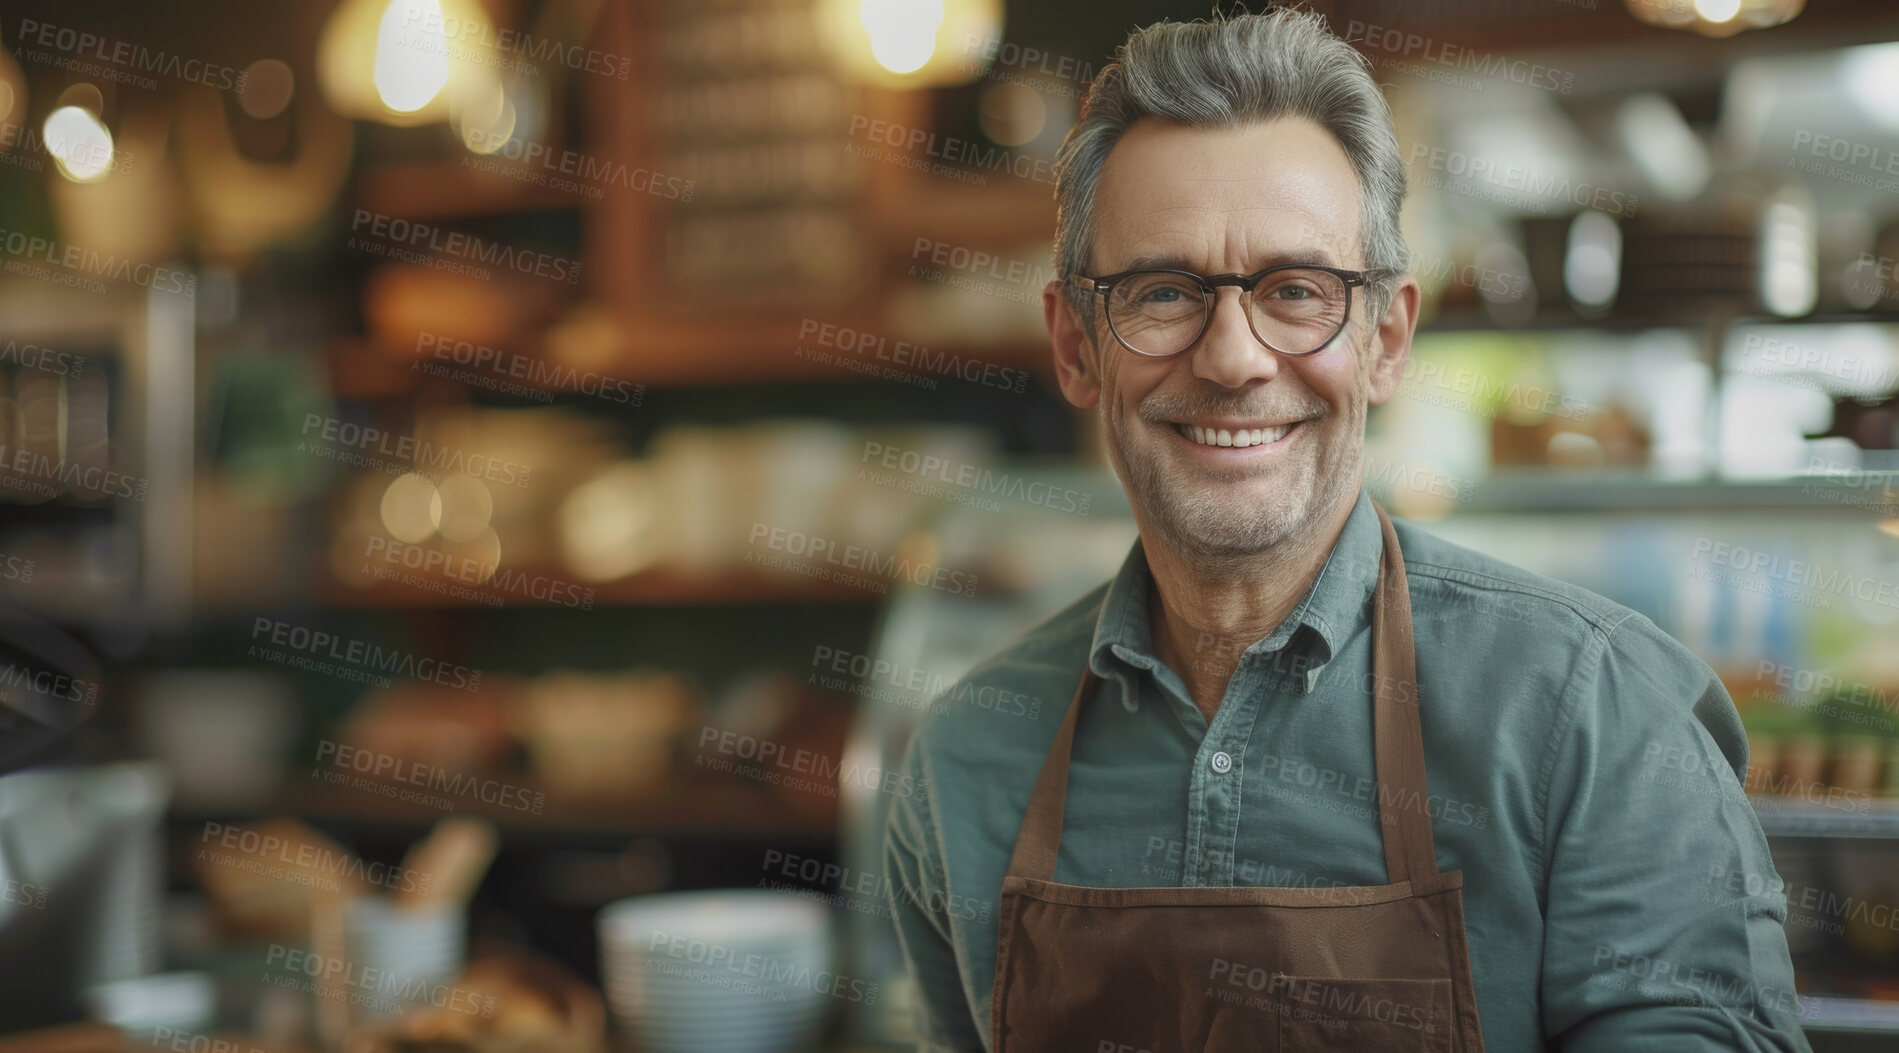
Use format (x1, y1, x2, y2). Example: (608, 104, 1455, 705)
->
(990, 501, 1487, 1052)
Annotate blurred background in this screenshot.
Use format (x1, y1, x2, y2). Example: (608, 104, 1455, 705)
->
(0, 0, 1896, 1049)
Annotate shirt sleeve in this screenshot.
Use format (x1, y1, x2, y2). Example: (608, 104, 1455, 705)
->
(1538, 613, 1813, 1053)
(884, 733, 988, 1052)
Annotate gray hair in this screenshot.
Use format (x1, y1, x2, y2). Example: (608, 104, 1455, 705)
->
(1053, 7, 1409, 328)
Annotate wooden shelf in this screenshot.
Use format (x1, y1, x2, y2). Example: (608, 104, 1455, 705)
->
(317, 564, 894, 608)
(355, 158, 588, 220)
(1751, 796, 1899, 840)
(177, 774, 838, 841)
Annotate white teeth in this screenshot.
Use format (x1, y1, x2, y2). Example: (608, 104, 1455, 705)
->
(1177, 423, 1295, 447)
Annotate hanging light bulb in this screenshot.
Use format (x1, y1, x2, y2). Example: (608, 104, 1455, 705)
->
(44, 105, 114, 182)
(317, 0, 500, 126)
(818, 0, 1004, 87)
(1623, 0, 1803, 38)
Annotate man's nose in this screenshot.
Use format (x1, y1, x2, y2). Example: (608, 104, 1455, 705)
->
(1191, 287, 1281, 388)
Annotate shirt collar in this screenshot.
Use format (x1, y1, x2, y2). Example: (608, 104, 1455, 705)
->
(1088, 488, 1385, 688)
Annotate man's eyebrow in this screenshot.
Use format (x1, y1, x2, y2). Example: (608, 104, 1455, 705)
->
(1114, 248, 1346, 273)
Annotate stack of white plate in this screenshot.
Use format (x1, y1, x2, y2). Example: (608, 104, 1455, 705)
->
(598, 890, 836, 1053)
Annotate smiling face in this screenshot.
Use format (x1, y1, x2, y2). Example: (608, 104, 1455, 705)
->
(1048, 117, 1417, 560)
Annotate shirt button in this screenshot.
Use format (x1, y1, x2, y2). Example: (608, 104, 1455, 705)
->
(1210, 751, 1233, 774)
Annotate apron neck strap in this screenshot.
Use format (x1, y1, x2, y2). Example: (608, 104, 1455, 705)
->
(1003, 497, 1442, 889)
(1370, 498, 1441, 890)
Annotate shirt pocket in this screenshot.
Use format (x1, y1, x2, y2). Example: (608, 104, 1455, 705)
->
(1273, 976, 1456, 1052)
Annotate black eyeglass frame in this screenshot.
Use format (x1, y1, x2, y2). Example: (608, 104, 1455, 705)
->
(1069, 263, 1396, 358)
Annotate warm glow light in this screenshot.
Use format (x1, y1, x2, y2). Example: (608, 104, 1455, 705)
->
(43, 106, 113, 182)
(1693, 0, 1742, 21)
(454, 76, 516, 154)
(431, 473, 494, 542)
(861, 0, 945, 74)
(380, 472, 440, 543)
(375, 0, 451, 113)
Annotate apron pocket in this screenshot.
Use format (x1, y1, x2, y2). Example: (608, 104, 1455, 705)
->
(1273, 976, 1455, 1052)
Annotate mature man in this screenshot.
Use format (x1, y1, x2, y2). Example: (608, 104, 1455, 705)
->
(882, 8, 1809, 1053)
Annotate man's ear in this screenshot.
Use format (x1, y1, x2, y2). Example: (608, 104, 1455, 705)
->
(1045, 280, 1101, 410)
(1365, 275, 1420, 406)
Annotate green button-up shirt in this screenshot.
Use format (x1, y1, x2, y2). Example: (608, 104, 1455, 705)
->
(883, 488, 1811, 1052)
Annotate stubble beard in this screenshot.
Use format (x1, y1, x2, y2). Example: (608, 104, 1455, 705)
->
(1102, 379, 1368, 565)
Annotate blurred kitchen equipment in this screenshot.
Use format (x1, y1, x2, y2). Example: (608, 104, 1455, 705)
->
(82, 970, 216, 1039)
(595, 890, 835, 1053)
(0, 761, 169, 1031)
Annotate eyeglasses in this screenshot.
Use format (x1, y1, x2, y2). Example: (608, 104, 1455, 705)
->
(1070, 263, 1390, 358)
